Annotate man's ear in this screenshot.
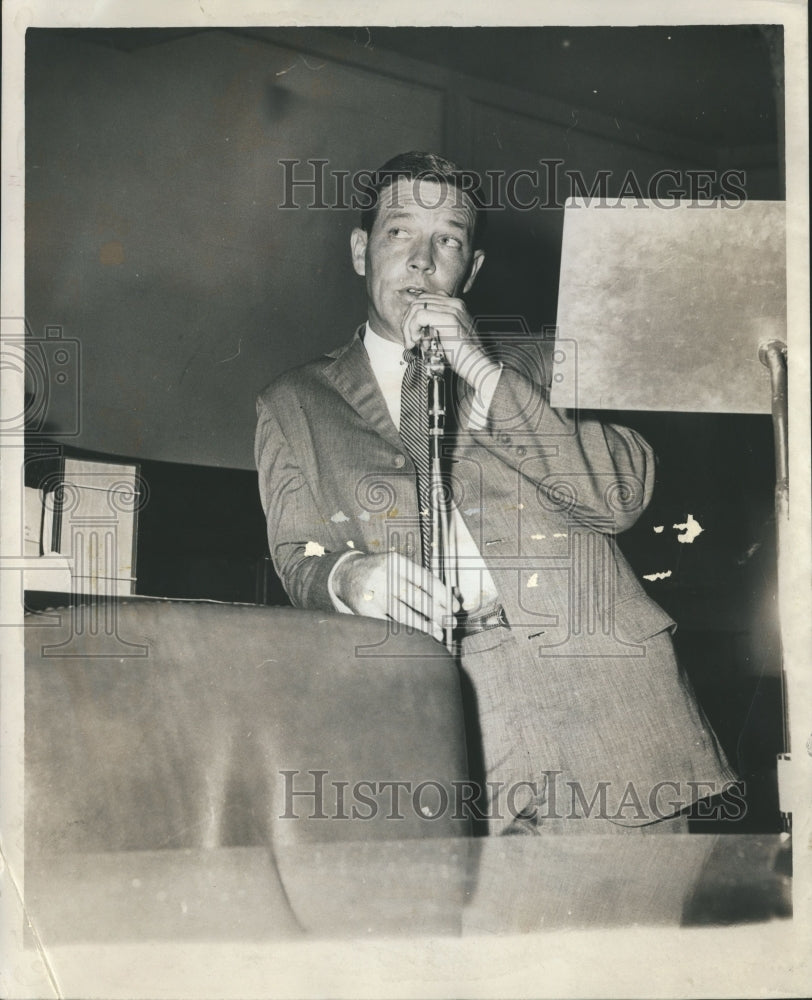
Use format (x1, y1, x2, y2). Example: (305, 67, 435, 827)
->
(350, 228, 368, 276)
(462, 249, 485, 294)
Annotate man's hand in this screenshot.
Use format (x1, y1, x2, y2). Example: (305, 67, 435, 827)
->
(401, 292, 498, 387)
(332, 551, 454, 642)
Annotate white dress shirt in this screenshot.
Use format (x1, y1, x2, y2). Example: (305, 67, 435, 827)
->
(328, 323, 500, 615)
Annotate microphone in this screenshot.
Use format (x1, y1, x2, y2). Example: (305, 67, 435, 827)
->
(418, 326, 446, 374)
(415, 296, 445, 373)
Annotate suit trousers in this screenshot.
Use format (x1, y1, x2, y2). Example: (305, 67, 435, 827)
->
(458, 621, 734, 835)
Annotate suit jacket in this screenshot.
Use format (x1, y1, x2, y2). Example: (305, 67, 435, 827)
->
(255, 328, 736, 819)
(256, 328, 674, 650)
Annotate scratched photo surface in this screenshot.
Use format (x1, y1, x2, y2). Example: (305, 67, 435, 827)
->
(5, 11, 806, 1000)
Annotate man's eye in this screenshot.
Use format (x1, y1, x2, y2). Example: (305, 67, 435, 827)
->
(389, 227, 409, 238)
(440, 236, 462, 249)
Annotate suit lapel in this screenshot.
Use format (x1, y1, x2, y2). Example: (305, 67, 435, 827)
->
(323, 328, 480, 455)
(323, 329, 404, 450)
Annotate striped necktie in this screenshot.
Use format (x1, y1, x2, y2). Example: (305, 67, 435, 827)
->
(399, 347, 432, 568)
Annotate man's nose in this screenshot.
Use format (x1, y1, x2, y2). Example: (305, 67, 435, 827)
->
(408, 238, 436, 273)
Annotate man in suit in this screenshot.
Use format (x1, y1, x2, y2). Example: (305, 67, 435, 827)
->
(255, 151, 736, 833)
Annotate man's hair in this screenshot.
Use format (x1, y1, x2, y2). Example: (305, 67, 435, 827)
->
(360, 151, 486, 248)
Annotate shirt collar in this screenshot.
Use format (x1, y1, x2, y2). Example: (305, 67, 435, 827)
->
(362, 321, 408, 377)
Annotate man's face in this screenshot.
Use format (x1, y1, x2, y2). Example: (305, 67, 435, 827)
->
(350, 177, 484, 344)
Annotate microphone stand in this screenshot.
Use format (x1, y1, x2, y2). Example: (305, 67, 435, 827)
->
(759, 339, 791, 833)
(423, 335, 455, 649)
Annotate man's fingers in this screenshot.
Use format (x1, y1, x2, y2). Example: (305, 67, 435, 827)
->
(397, 555, 431, 588)
(419, 570, 454, 616)
(391, 555, 441, 593)
(385, 560, 453, 635)
(404, 306, 460, 336)
(393, 586, 443, 622)
(377, 557, 454, 643)
(388, 580, 450, 621)
(341, 556, 452, 640)
(388, 598, 445, 644)
(391, 560, 451, 615)
(402, 296, 466, 337)
(412, 291, 454, 305)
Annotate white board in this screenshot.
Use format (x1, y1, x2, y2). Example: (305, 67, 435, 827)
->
(551, 199, 786, 413)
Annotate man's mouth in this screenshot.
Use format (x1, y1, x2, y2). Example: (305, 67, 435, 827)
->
(402, 286, 426, 298)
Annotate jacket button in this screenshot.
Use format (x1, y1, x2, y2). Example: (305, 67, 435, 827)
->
(499, 433, 511, 446)
(394, 455, 406, 468)
(516, 445, 527, 457)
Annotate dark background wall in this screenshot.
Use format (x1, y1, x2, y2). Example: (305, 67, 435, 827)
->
(25, 25, 785, 828)
(25, 25, 782, 467)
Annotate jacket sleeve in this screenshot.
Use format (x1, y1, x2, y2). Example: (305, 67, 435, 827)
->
(460, 364, 656, 533)
(255, 392, 349, 611)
